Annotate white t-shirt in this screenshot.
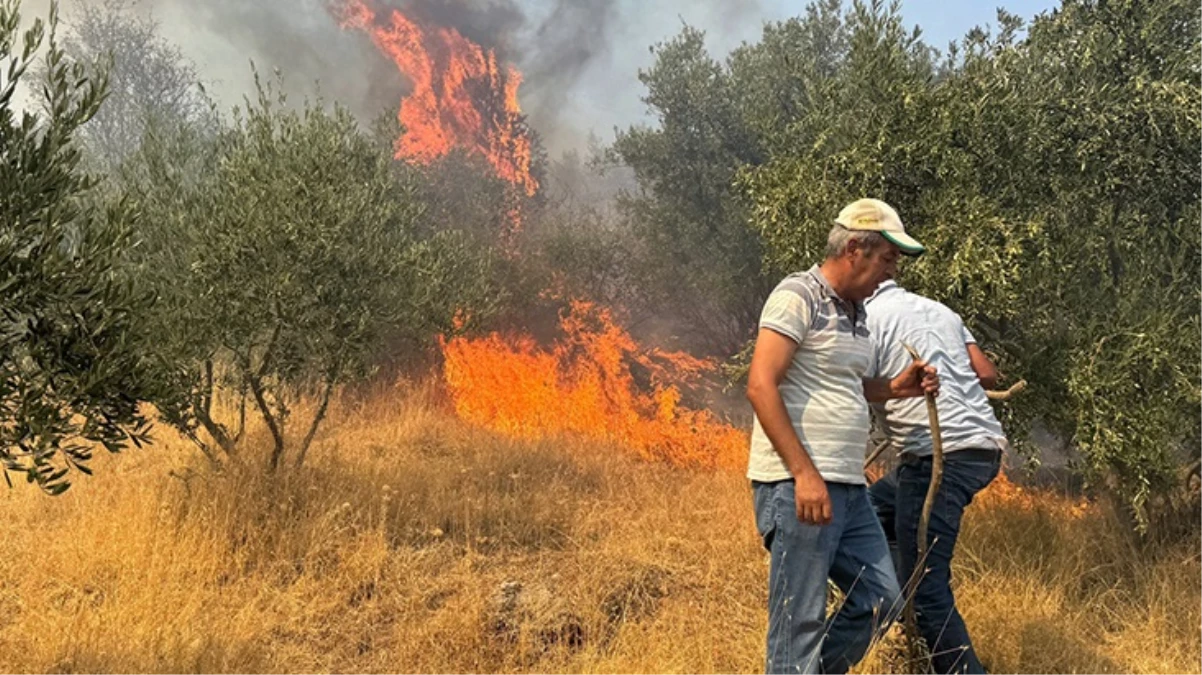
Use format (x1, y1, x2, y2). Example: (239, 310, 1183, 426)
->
(866, 280, 1009, 457)
(748, 266, 873, 485)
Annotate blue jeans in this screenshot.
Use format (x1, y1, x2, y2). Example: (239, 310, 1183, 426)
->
(869, 448, 1002, 674)
(752, 480, 903, 674)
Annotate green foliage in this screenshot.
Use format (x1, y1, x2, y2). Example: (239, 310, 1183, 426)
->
(121, 78, 499, 471)
(0, 0, 156, 492)
(608, 26, 773, 356)
(738, 0, 938, 272)
(733, 0, 1200, 526)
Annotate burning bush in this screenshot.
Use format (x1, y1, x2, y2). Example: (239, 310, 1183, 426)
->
(441, 300, 746, 470)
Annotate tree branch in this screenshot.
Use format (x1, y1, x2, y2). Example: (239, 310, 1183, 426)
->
(247, 369, 286, 472)
(986, 379, 1027, 401)
(864, 439, 891, 469)
(180, 425, 221, 469)
(294, 374, 336, 470)
(202, 358, 213, 419)
(255, 319, 283, 382)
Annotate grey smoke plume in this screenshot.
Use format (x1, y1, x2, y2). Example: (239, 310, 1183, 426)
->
(22, 0, 779, 154)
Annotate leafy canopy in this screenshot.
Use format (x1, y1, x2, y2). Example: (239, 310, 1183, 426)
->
(0, 0, 157, 492)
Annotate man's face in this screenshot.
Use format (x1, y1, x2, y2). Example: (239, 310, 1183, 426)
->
(846, 240, 900, 300)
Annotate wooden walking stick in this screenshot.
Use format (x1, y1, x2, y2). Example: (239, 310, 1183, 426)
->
(899, 349, 1028, 552)
(901, 343, 943, 575)
(898, 342, 942, 671)
(894, 344, 1026, 670)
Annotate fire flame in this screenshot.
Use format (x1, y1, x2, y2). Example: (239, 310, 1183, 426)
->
(440, 300, 746, 470)
(335, 0, 538, 196)
(975, 470, 1093, 519)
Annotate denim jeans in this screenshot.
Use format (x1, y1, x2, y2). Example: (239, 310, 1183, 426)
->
(868, 449, 1002, 674)
(752, 480, 903, 674)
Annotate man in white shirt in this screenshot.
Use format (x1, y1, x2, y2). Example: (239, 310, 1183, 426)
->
(746, 198, 938, 674)
(866, 280, 1007, 674)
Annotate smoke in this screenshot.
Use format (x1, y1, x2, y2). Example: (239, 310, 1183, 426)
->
(24, 0, 780, 155)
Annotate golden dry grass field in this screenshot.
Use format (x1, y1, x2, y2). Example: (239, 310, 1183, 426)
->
(0, 384, 1197, 674)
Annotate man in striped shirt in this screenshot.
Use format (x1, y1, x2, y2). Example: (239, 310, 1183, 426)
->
(746, 198, 938, 674)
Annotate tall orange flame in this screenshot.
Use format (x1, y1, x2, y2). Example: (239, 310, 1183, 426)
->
(441, 300, 746, 470)
(335, 0, 538, 196)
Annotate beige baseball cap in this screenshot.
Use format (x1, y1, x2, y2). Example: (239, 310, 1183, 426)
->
(835, 198, 925, 256)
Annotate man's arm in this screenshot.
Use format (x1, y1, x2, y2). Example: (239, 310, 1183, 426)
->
(746, 328, 831, 525)
(862, 361, 940, 403)
(966, 343, 998, 390)
(959, 318, 998, 390)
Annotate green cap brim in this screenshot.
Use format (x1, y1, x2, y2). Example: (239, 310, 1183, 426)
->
(881, 230, 925, 256)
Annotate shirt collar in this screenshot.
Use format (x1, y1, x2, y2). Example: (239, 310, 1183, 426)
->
(805, 264, 867, 314)
(867, 279, 899, 305)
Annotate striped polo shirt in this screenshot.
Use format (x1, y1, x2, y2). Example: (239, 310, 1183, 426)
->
(748, 265, 873, 485)
(866, 280, 1008, 457)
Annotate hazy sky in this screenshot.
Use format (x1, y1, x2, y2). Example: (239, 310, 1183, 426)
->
(16, 0, 1060, 155)
(538, 0, 1062, 151)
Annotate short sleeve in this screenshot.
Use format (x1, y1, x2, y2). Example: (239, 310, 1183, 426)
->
(960, 319, 977, 345)
(759, 289, 812, 344)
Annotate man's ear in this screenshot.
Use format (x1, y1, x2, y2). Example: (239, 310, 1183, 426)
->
(845, 236, 863, 259)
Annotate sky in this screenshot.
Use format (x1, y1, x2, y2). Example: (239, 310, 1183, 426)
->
(541, 0, 1062, 152)
(15, 0, 1061, 155)
(896, 0, 1059, 48)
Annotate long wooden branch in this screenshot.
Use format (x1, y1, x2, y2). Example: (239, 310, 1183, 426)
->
(900, 342, 943, 670)
(894, 344, 1026, 668)
(864, 382, 1022, 475)
(900, 343, 944, 580)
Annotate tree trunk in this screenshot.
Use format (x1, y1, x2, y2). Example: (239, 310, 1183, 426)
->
(247, 372, 287, 472)
(181, 426, 222, 469)
(231, 382, 248, 446)
(246, 319, 286, 471)
(196, 358, 237, 455)
(294, 377, 335, 470)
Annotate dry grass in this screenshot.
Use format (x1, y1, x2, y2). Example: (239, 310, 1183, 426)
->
(0, 383, 1196, 673)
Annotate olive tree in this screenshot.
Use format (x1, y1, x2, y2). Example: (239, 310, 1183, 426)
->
(123, 81, 499, 472)
(0, 0, 157, 492)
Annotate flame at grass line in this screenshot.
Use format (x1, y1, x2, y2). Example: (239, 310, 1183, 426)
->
(440, 300, 747, 470)
(335, 0, 538, 197)
(976, 470, 1093, 519)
